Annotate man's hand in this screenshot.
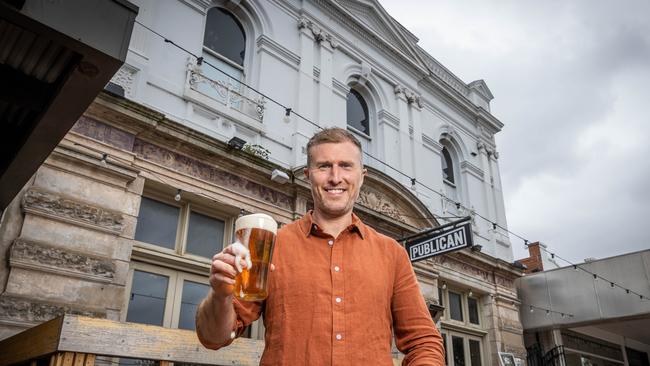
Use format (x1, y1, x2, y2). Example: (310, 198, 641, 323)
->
(209, 243, 276, 299)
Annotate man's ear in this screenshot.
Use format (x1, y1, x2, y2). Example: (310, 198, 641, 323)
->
(362, 167, 368, 176)
(304, 166, 310, 180)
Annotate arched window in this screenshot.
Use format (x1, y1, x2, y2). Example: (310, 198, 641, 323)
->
(201, 8, 246, 83)
(203, 8, 246, 67)
(442, 146, 455, 184)
(346, 89, 369, 135)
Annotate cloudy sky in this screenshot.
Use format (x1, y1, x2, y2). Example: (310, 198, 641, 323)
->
(380, 0, 650, 264)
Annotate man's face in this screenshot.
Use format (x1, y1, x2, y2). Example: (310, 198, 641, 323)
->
(305, 141, 366, 220)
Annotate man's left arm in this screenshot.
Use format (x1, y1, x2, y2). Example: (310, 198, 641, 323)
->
(391, 244, 445, 366)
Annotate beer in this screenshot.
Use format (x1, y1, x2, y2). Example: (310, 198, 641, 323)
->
(233, 213, 277, 301)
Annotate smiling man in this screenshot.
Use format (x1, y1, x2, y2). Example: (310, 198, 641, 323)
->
(196, 128, 444, 365)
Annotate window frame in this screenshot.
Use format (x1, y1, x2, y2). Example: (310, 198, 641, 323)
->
(202, 7, 247, 70)
(440, 330, 485, 366)
(133, 191, 234, 265)
(121, 261, 210, 329)
(442, 146, 456, 186)
(346, 89, 370, 136)
(439, 287, 483, 328)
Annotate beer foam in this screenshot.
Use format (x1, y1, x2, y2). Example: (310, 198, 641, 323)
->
(235, 213, 277, 235)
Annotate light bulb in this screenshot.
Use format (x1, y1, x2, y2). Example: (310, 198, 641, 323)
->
(283, 108, 292, 123)
(174, 189, 182, 202)
(100, 154, 108, 167)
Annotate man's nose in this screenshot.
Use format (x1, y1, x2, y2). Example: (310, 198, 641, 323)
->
(328, 165, 343, 184)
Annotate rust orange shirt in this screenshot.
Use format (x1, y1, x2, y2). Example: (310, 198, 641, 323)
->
(224, 212, 444, 365)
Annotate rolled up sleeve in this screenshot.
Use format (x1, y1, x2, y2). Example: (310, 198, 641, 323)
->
(391, 245, 445, 366)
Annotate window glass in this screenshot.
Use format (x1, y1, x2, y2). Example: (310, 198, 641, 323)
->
(186, 211, 225, 258)
(126, 270, 169, 326)
(452, 336, 466, 366)
(449, 291, 463, 321)
(468, 297, 480, 325)
(442, 147, 455, 183)
(178, 280, 210, 330)
(203, 8, 245, 66)
(469, 339, 482, 366)
(346, 90, 369, 135)
(135, 197, 179, 249)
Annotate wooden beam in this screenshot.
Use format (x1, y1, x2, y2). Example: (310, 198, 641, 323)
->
(0, 316, 63, 366)
(56, 315, 265, 365)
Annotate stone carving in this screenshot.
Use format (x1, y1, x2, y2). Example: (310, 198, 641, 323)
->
(298, 16, 338, 49)
(431, 255, 491, 282)
(133, 140, 293, 210)
(394, 86, 422, 107)
(496, 275, 515, 289)
(71, 116, 136, 151)
(22, 189, 124, 233)
(10, 239, 115, 280)
(0, 295, 105, 323)
(109, 64, 137, 97)
(357, 188, 404, 222)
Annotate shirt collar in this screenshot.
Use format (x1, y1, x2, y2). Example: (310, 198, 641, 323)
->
(299, 211, 366, 240)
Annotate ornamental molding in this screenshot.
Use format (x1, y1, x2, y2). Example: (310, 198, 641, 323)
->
(298, 16, 339, 49)
(109, 63, 138, 98)
(431, 255, 491, 283)
(377, 109, 400, 130)
(422, 134, 443, 153)
(460, 160, 485, 181)
(394, 85, 422, 107)
(22, 189, 124, 235)
(0, 295, 105, 324)
(10, 238, 115, 283)
(332, 78, 350, 97)
(256, 35, 300, 69)
(357, 187, 405, 223)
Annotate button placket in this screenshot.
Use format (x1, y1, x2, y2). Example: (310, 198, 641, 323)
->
(331, 236, 345, 357)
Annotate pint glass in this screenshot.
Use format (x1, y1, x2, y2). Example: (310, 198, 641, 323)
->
(233, 213, 277, 301)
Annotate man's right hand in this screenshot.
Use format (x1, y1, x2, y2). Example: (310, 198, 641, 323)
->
(209, 243, 250, 298)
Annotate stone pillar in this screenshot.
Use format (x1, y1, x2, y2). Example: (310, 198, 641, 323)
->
(317, 37, 335, 127)
(292, 18, 318, 167)
(394, 86, 412, 185)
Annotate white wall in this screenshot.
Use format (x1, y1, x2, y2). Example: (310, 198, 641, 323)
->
(112, 0, 513, 262)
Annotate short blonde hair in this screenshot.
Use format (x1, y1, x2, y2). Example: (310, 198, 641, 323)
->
(306, 128, 363, 167)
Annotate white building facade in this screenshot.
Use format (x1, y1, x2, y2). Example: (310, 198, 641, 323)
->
(118, 0, 511, 261)
(0, 0, 525, 365)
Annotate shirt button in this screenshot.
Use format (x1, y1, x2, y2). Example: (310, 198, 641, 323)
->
(328, 240, 334, 246)
(335, 297, 342, 303)
(334, 266, 340, 272)
(336, 334, 343, 340)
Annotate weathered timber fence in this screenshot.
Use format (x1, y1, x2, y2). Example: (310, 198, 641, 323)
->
(0, 314, 264, 366)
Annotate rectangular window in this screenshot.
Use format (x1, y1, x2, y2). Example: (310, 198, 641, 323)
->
(468, 297, 480, 325)
(449, 291, 463, 321)
(186, 210, 225, 258)
(126, 270, 169, 326)
(135, 197, 179, 250)
(469, 339, 481, 366)
(134, 195, 231, 260)
(178, 280, 210, 330)
(452, 336, 466, 366)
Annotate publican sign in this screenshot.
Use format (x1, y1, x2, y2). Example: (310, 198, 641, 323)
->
(403, 217, 474, 262)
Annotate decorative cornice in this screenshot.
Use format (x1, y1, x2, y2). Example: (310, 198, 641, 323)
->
(10, 239, 116, 283)
(133, 139, 293, 210)
(0, 295, 105, 324)
(22, 189, 124, 235)
(460, 160, 485, 181)
(256, 35, 300, 69)
(422, 134, 442, 153)
(377, 109, 399, 130)
(394, 85, 422, 107)
(332, 78, 350, 97)
(297, 16, 339, 49)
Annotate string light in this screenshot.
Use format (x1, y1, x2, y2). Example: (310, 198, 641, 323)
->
(468, 289, 473, 297)
(174, 189, 182, 202)
(441, 281, 447, 290)
(411, 178, 416, 190)
(529, 306, 534, 313)
(283, 108, 292, 123)
(130, 21, 650, 306)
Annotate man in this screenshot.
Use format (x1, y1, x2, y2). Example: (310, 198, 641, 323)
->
(196, 128, 444, 365)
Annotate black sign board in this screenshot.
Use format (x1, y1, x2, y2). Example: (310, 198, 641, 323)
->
(403, 217, 474, 263)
